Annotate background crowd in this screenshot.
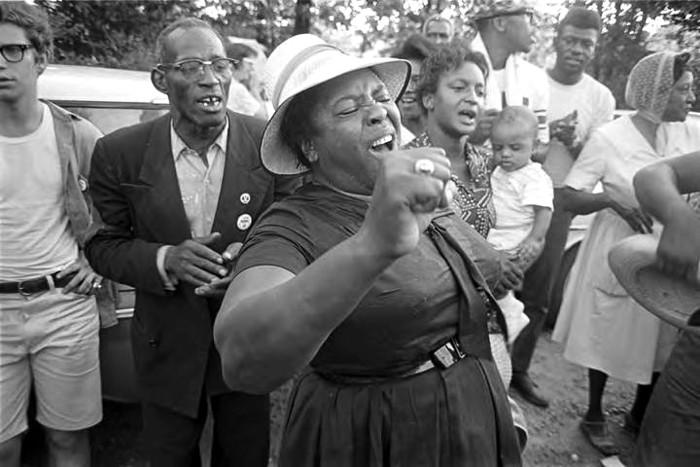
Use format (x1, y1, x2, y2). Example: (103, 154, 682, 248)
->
(2, 1, 700, 467)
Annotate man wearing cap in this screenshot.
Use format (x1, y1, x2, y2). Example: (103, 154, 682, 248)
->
(85, 17, 297, 466)
(0, 3, 111, 466)
(422, 14, 454, 45)
(510, 6, 615, 409)
(468, 0, 549, 149)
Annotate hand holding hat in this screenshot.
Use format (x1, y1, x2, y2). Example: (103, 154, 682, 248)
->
(609, 234, 700, 335)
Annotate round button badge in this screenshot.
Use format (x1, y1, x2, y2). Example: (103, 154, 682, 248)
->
(240, 193, 251, 204)
(237, 214, 252, 231)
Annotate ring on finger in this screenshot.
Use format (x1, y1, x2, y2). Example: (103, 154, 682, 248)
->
(91, 279, 103, 291)
(414, 158, 436, 176)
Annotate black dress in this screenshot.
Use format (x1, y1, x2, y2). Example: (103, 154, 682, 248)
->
(235, 184, 521, 466)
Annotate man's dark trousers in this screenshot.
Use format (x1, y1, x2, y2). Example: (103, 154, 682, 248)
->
(143, 390, 269, 467)
(513, 191, 573, 375)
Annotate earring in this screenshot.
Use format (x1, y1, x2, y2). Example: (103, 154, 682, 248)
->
(301, 141, 318, 163)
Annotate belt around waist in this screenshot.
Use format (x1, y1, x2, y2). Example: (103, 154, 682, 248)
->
(0, 272, 76, 295)
(317, 337, 467, 385)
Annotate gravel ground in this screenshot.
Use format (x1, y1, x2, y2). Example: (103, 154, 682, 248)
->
(21, 332, 640, 467)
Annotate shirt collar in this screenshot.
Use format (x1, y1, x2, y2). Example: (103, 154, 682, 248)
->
(170, 117, 229, 161)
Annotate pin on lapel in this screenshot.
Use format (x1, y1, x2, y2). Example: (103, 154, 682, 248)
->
(237, 214, 252, 230)
(240, 193, 251, 204)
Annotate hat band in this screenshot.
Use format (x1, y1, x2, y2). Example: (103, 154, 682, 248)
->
(272, 43, 341, 108)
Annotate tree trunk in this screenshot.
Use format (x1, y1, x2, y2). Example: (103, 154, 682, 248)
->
(294, 0, 313, 35)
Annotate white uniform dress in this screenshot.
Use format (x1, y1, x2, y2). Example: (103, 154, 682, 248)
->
(553, 115, 700, 384)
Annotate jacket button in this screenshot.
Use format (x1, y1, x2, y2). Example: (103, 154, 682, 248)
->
(148, 337, 158, 348)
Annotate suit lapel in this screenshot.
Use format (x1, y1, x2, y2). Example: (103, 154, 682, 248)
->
(210, 114, 258, 237)
(138, 115, 192, 241)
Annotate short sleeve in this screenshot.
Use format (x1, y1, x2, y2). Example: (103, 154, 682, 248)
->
(234, 203, 313, 277)
(520, 165, 553, 209)
(564, 127, 608, 192)
(534, 73, 550, 114)
(589, 87, 616, 137)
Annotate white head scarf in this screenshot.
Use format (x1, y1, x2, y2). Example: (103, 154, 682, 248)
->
(625, 51, 690, 123)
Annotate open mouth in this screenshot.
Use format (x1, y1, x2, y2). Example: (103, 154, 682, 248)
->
(368, 134, 395, 156)
(196, 95, 223, 111)
(458, 108, 478, 123)
(401, 91, 417, 104)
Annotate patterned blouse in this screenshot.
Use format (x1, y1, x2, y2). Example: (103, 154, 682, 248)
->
(404, 132, 496, 238)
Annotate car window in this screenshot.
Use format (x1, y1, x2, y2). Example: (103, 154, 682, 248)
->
(63, 105, 168, 134)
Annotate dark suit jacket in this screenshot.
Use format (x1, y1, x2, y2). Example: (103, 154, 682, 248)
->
(86, 111, 297, 417)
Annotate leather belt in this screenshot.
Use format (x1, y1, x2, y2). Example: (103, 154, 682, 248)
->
(318, 337, 466, 385)
(411, 336, 466, 375)
(0, 272, 76, 295)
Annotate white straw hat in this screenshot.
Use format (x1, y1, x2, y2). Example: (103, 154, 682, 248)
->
(609, 234, 700, 335)
(261, 34, 410, 175)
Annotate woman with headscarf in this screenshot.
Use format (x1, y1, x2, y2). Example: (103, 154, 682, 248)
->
(213, 34, 522, 466)
(553, 51, 699, 455)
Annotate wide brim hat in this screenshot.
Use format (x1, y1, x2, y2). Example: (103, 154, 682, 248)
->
(261, 34, 410, 175)
(471, 0, 534, 20)
(609, 234, 700, 335)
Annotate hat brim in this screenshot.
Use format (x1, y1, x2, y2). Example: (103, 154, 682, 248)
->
(261, 57, 410, 175)
(609, 234, 700, 335)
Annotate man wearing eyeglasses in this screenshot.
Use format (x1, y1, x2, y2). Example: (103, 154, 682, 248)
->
(85, 17, 298, 467)
(0, 3, 108, 467)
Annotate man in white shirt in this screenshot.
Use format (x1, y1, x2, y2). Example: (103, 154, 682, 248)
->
(512, 6, 615, 408)
(468, 0, 549, 148)
(0, 3, 105, 466)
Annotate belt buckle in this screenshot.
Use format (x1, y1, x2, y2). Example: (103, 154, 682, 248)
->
(446, 337, 465, 359)
(17, 281, 32, 297)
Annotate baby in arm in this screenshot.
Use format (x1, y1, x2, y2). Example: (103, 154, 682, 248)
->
(487, 106, 554, 385)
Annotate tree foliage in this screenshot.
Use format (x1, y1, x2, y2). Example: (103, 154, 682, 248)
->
(36, 0, 199, 69)
(35, 0, 700, 111)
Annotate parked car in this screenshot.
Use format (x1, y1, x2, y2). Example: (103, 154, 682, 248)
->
(39, 64, 169, 403)
(546, 109, 700, 329)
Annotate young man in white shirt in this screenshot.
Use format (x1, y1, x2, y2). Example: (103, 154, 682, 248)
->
(468, 0, 549, 148)
(512, 6, 615, 409)
(0, 3, 105, 466)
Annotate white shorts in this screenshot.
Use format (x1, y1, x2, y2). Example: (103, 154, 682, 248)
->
(0, 289, 102, 442)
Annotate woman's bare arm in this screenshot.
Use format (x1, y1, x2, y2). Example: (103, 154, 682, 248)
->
(559, 186, 652, 234)
(214, 233, 394, 394)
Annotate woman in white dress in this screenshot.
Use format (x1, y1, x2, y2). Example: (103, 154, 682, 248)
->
(553, 51, 699, 455)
